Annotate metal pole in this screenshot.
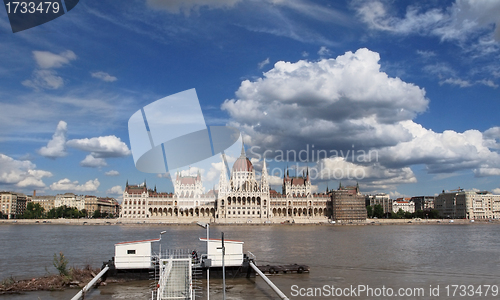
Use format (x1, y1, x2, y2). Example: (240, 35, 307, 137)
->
(206, 224, 209, 300)
(222, 232, 226, 300)
(159, 230, 166, 258)
(249, 262, 289, 300)
(71, 265, 109, 300)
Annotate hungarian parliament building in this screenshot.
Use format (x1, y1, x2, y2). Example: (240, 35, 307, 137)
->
(121, 146, 366, 223)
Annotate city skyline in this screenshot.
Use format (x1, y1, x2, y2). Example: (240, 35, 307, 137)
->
(1, 0, 500, 201)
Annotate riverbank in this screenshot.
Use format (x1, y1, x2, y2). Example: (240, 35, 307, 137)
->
(1, 218, 497, 225)
(0, 265, 107, 295)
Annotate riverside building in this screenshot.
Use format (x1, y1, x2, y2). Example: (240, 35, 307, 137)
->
(435, 190, 500, 219)
(121, 145, 366, 223)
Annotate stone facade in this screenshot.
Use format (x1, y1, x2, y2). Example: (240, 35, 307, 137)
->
(120, 145, 366, 223)
(435, 190, 500, 219)
(55, 193, 85, 210)
(392, 199, 415, 213)
(365, 193, 392, 215)
(410, 196, 435, 211)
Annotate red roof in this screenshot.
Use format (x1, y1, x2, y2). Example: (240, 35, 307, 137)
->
(232, 156, 253, 172)
(115, 238, 160, 245)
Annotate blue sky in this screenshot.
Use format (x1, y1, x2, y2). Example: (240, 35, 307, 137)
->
(1, 0, 500, 200)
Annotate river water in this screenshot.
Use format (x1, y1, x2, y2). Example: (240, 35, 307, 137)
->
(1, 223, 500, 299)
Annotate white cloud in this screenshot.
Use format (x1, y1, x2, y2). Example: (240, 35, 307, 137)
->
(80, 154, 107, 168)
(38, 121, 67, 158)
(222, 48, 428, 154)
(106, 185, 123, 195)
(317, 46, 331, 57)
(356, 0, 500, 48)
(440, 78, 473, 87)
(492, 188, 500, 194)
(32, 50, 77, 69)
(389, 191, 404, 199)
(0, 154, 52, 188)
(105, 170, 120, 176)
(50, 178, 100, 192)
(222, 47, 500, 189)
(22, 50, 76, 90)
(258, 58, 270, 69)
(378, 121, 500, 174)
(474, 167, 500, 177)
(477, 79, 498, 88)
(67, 135, 131, 158)
(302, 51, 309, 57)
(22, 69, 64, 90)
(146, 0, 241, 14)
(91, 71, 117, 82)
(416, 50, 436, 59)
(314, 157, 417, 190)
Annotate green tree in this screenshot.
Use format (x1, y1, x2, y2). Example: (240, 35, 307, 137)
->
(415, 210, 425, 219)
(22, 202, 45, 219)
(373, 204, 384, 218)
(428, 209, 440, 219)
(92, 210, 102, 218)
(366, 205, 373, 218)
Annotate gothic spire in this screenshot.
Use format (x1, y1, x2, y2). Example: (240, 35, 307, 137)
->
(240, 140, 246, 158)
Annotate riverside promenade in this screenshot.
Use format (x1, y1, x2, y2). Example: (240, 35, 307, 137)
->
(0, 218, 493, 225)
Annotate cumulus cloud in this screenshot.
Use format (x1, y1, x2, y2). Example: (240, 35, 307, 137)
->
(105, 170, 120, 176)
(33, 50, 76, 69)
(106, 185, 123, 195)
(313, 157, 417, 190)
(80, 154, 107, 168)
(38, 121, 67, 158)
(222, 48, 428, 155)
(67, 135, 131, 158)
(50, 178, 100, 192)
(146, 0, 240, 15)
(23, 50, 76, 90)
(222, 47, 500, 190)
(378, 121, 500, 174)
(91, 71, 117, 82)
(0, 154, 52, 188)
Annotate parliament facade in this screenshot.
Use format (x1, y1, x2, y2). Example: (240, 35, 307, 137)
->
(120, 146, 366, 223)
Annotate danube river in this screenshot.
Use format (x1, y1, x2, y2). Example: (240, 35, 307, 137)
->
(1, 223, 500, 299)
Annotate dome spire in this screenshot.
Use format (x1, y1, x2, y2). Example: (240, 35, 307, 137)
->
(240, 140, 246, 157)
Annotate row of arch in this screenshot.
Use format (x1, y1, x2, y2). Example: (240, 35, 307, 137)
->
(149, 207, 216, 217)
(271, 207, 332, 217)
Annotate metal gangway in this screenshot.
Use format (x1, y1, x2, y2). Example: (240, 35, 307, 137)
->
(152, 249, 198, 300)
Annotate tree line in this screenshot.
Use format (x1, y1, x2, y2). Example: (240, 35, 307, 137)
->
(12, 202, 115, 219)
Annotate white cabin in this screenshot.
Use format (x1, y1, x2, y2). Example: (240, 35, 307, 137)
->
(200, 238, 244, 267)
(114, 238, 159, 269)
